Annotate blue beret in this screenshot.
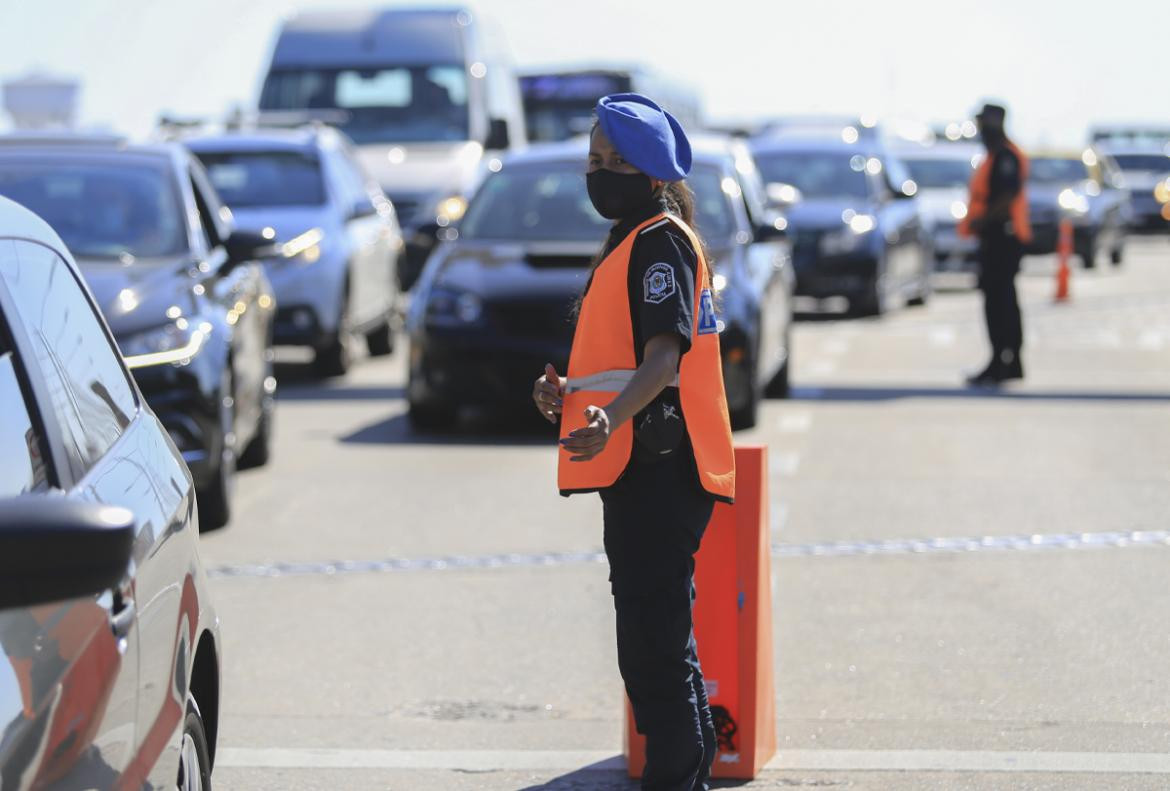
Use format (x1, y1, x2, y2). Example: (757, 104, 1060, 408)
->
(596, 93, 692, 182)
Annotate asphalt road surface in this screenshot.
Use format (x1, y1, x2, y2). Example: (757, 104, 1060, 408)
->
(201, 237, 1170, 790)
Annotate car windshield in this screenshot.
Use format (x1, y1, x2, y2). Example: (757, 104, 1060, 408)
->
(1110, 154, 1170, 172)
(195, 150, 326, 208)
(259, 65, 470, 144)
(520, 73, 630, 142)
(1029, 158, 1087, 184)
(753, 151, 870, 199)
(459, 163, 736, 242)
(902, 157, 975, 189)
(0, 159, 186, 258)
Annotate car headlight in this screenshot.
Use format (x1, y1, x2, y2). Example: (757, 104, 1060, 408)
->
(950, 201, 968, 220)
(1154, 179, 1170, 205)
(433, 195, 467, 228)
(277, 227, 325, 264)
(1057, 188, 1089, 215)
(425, 286, 482, 326)
(820, 212, 876, 256)
(121, 320, 211, 369)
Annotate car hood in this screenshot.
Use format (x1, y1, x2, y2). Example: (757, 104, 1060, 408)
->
(227, 206, 333, 244)
(356, 141, 484, 200)
(75, 256, 201, 339)
(914, 187, 969, 219)
(428, 239, 598, 300)
(1027, 183, 1077, 207)
(783, 198, 872, 230)
(1121, 171, 1166, 190)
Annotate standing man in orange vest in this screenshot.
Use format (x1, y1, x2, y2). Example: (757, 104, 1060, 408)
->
(958, 102, 1032, 386)
(532, 93, 735, 790)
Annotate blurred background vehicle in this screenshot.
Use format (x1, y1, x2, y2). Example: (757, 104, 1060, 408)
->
(257, 6, 527, 291)
(1025, 149, 1129, 268)
(0, 134, 276, 529)
(518, 63, 704, 143)
(1095, 143, 1170, 232)
(896, 142, 980, 275)
(186, 124, 402, 377)
(756, 115, 882, 144)
(406, 135, 793, 430)
(0, 195, 220, 790)
(1089, 124, 1170, 147)
(750, 133, 931, 316)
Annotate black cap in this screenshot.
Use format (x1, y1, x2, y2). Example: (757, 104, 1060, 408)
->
(975, 103, 1007, 122)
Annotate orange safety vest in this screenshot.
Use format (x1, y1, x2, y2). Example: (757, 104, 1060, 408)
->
(958, 139, 1032, 244)
(558, 213, 735, 502)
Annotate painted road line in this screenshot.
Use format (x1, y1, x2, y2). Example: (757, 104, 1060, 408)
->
(205, 530, 1170, 579)
(777, 412, 812, 433)
(806, 359, 838, 376)
(216, 747, 1170, 774)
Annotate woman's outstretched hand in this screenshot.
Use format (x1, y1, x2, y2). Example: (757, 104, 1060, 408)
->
(560, 405, 611, 461)
(533, 363, 564, 423)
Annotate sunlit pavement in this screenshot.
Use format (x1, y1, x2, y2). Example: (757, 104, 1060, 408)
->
(200, 237, 1170, 790)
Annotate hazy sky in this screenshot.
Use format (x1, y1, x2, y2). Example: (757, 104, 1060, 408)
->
(2, 0, 1167, 147)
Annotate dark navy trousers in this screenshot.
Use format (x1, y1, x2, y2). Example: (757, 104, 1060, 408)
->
(602, 452, 717, 791)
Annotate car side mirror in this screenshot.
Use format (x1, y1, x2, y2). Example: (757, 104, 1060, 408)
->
(485, 118, 510, 151)
(0, 499, 135, 609)
(755, 211, 789, 242)
(224, 229, 274, 267)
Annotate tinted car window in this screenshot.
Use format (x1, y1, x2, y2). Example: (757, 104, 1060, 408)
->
(197, 150, 327, 208)
(0, 349, 51, 495)
(260, 66, 471, 144)
(903, 158, 976, 189)
(1029, 158, 1088, 184)
(460, 162, 734, 242)
(0, 240, 136, 480)
(753, 151, 871, 199)
(1110, 154, 1170, 172)
(0, 158, 185, 258)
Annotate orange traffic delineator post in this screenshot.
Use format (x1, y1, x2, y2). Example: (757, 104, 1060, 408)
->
(1054, 218, 1072, 303)
(624, 445, 776, 780)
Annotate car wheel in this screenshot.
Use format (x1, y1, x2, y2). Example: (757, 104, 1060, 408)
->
(408, 399, 457, 431)
(1077, 236, 1097, 269)
(314, 289, 353, 378)
(178, 694, 213, 791)
(365, 317, 395, 357)
(237, 396, 272, 470)
(1110, 243, 1124, 266)
(725, 359, 758, 431)
(852, 278, 886, 317)
(764, 345, 791, 399)
(198, 367, 235, 531)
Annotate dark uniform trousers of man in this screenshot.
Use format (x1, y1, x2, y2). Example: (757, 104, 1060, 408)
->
(595, 198, 719, 790)
(977, 143, 1026, 371)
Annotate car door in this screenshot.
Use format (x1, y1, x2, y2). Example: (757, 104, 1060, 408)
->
(330, 144, 393, 327)
(0, 238, 141, 789)
(188, 162, 269, 444)
(734, 160, 790, 381)
(874, 155, 925, 289)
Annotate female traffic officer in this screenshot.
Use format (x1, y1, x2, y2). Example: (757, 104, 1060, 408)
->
(531, 93, 736, 791)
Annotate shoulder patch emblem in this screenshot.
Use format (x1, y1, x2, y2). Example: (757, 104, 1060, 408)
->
(697, 288, 719, 335)
(643, 262, 676, 304)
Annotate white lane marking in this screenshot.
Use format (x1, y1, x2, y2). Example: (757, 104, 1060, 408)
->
(217, 748, 1170, 774)
(217, 748, 621, 770)
(770, 450, 800, 477)
(777, 412, 812, 433)
(806, 359, 838, 376)
(928, 325, 957, 347)
(769, 749, 1170, 774)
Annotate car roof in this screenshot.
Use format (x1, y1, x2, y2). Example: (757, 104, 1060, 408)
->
(748, 135, 880, 156)
(0, 132, 183, 163)
(1095, 141, 1170, 156)
(0, 194, 71, 253)
(893, 143, 981, 161)
(184, 127, 330, 153)
(1028, 150, 1087, 160)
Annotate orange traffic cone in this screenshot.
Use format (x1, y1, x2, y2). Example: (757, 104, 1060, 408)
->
(1054, 219, 1072, 303)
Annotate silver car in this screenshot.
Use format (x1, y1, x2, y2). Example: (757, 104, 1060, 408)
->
(188, 126, 402, 376)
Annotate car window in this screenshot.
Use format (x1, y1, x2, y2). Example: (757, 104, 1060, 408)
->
(688, 166, 738, 240)
(753, 151, 871, 200)
(0, 240, 137, 482)
(0, 340, 52, 495)
(189, 163, 232, 249)
(327, 146, 374, 216)
(196, 150, 326, 208)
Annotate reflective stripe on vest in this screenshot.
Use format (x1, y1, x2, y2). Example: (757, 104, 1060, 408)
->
(557, 213, 736, 502)
(958, 140, 1032, 244)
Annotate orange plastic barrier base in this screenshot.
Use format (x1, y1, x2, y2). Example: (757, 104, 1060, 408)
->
(624, 445, 776, 780)
(1055, 218, 1072, 302)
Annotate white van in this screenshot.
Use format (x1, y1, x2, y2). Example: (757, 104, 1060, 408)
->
(258, 7, 527, 288)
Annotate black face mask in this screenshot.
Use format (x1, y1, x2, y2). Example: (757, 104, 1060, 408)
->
(586, 168, 654, 220)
